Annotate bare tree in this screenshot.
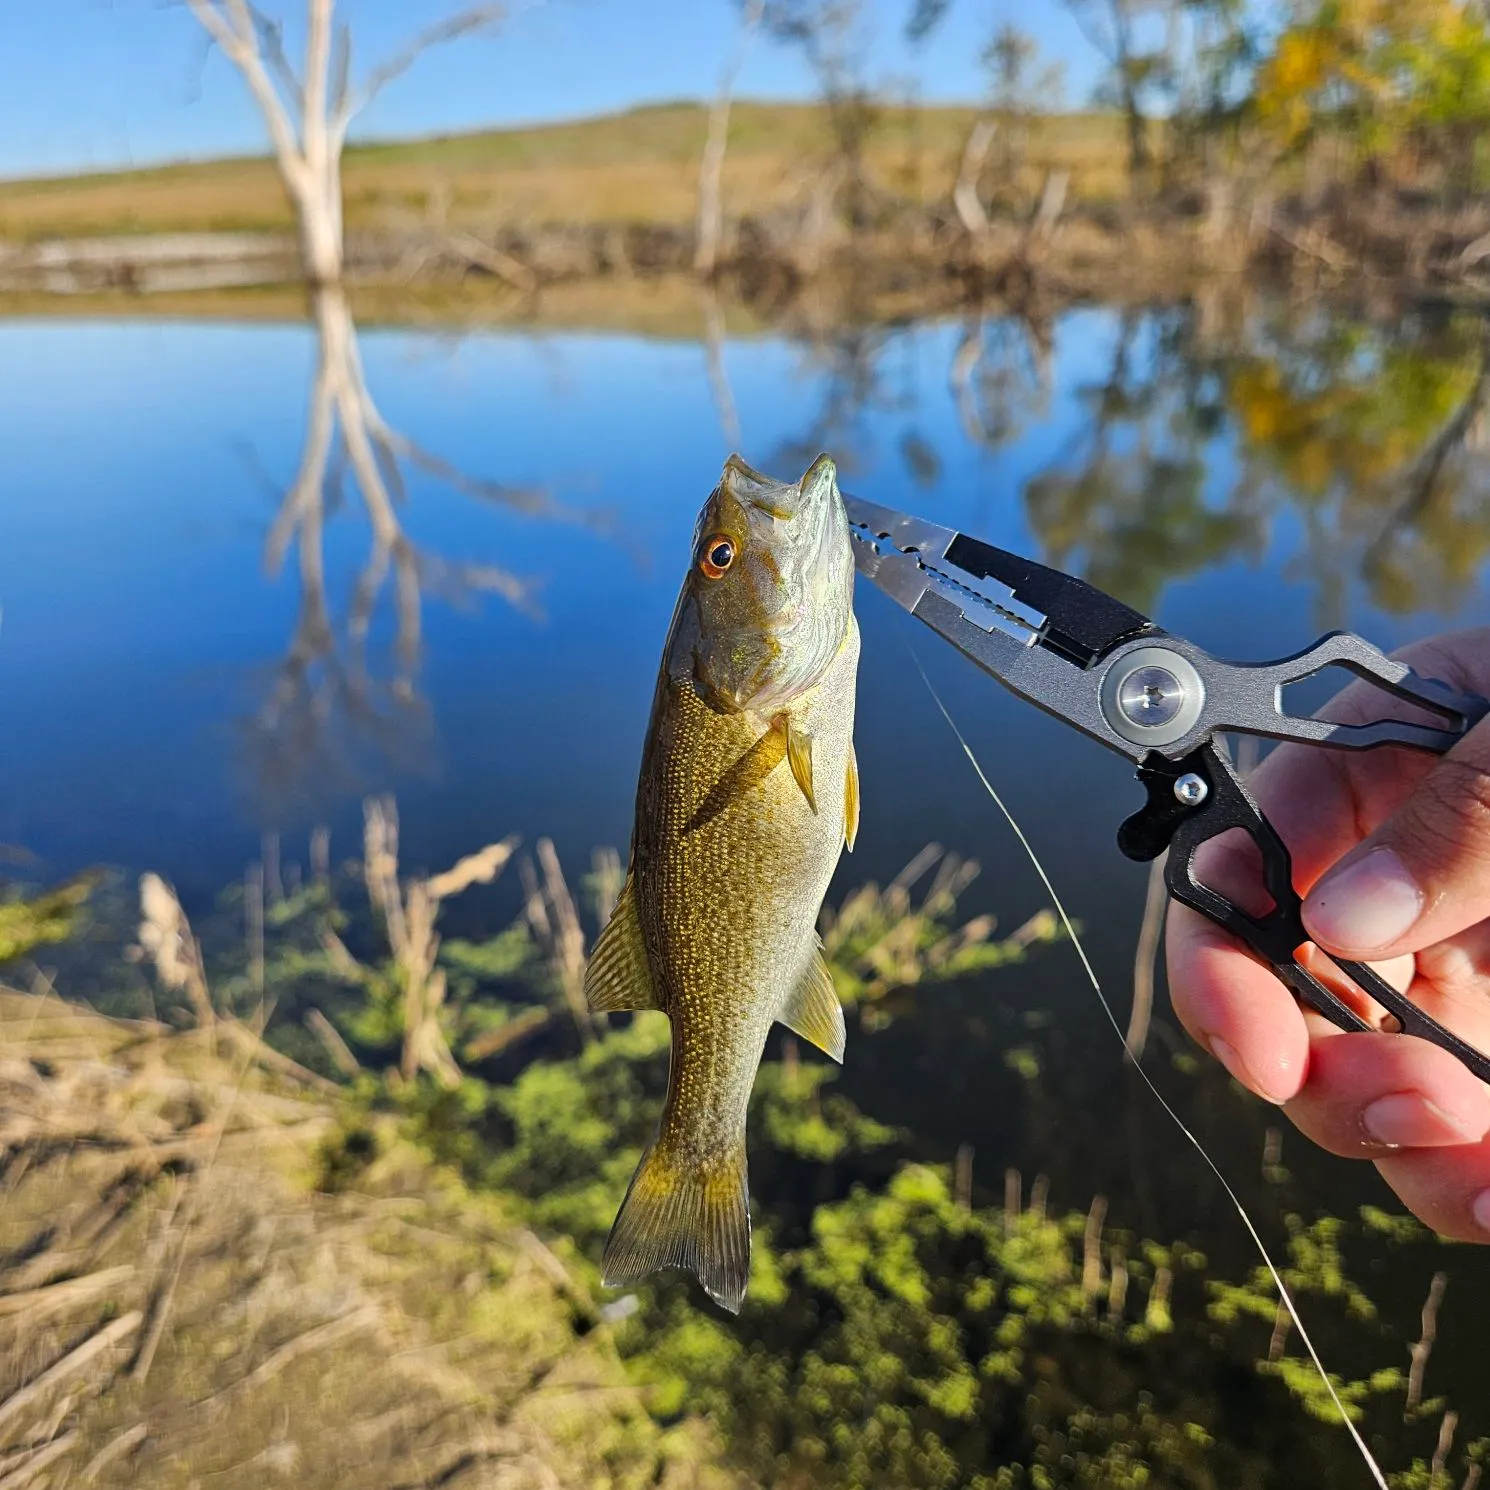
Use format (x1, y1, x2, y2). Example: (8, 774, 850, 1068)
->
(953, 24, 1066, 261)
(1062, 0, 1168, 185)
(696, 0, 766, 277)
(183, 3, 597, 795)
(760, 0, 879, 234)
(184, 2, 504, 286)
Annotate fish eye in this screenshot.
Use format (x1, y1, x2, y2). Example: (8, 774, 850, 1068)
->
(699, 535, 735, 580)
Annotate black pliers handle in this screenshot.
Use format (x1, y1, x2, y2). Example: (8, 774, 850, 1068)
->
(845, 495, 1490, 1083)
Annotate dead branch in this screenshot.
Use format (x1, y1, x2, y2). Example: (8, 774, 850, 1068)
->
(1126, 850, 1167, 1061)
(0, 1266, 135, 1320)
(80, 1424, 148, 1486)
(446, 230, 538, 294)
(462, 1007, 551, 1063)
(1264, 214, 1353, 273)
(1106, 1246, 1128, 1318)
(696, 0, 765, 276)
(305, 1007, 361, 1076)
(0, 1311, 142, 1439)
(337, 7, 505, 137)
(1267, 1298, 1292, 1362)
(218, 1018, 341, 1094)
(1082, 1195, 1106, 1302)
(520, 841, 593, 1044)
(136, 874, 214, 1034)
(1433, 1410, 1458, 1479)
(953, 118, 998, 247)
(426, 836, 520, 902)
(1407, 1271, 1448, 1412)
(191, 1304, 380, 1419)
(1026, 168, 1069, 250)
(0, 1430, 78, 1490)
(954, 1144, 974, 1210)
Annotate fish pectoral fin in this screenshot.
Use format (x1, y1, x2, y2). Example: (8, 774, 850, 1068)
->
(583, 878, 663, 1014)
(844, 742, 860, 852)
(778, 947, 846, 1063)
(777, 715, 816, 813)
(602, 1140, 751, 1315)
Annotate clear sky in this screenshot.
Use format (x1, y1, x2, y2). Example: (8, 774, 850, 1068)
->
(0, 1, 1105, 178)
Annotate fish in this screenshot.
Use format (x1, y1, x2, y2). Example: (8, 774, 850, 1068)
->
(585, 452, 860, 1314)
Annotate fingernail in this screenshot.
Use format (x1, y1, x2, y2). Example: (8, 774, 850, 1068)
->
(1362, 1093, 1482, 1148)
(1209, 1036, 1287, 1104)
(1473, 1190, 1490, 1235)
(1303, 848, 1424, 955)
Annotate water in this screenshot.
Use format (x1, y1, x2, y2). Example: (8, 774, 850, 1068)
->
(4, 293, 1490, 1426)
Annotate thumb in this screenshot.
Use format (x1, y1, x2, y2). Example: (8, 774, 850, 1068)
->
(1302, 718, 1490, 958)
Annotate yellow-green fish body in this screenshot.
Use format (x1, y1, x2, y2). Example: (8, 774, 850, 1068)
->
(586, 453, 859, 1313)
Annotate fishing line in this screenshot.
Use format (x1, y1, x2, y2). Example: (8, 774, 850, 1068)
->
(906, 643, 1389, 1490)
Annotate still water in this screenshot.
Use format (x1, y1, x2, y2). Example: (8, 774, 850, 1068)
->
(3, 294, 1490, 1400)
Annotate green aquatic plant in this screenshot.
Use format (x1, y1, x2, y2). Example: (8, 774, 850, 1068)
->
(23, 807, 1490, 1488)
(820, 843, 1063, 1030)
(0, 871, 96, 965)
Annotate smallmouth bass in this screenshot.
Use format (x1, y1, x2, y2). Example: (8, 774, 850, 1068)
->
(585, 453, 860, 1313)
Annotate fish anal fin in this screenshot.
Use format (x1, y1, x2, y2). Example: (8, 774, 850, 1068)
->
(583, 879, 662, 1014)
(602, 1140, 751, 1314)
(844, 742, 860, 852)
(777, 715, 816, 813)
(778, 948, 846, 1063)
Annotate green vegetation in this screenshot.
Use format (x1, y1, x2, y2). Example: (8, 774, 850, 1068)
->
(0, 869, 95, 962)
(16, 802, 1487, 1488)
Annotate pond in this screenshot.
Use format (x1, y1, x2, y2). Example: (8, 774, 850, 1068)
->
(3, 290, 1490, 1458)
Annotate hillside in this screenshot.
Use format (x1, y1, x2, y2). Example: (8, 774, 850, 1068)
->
(0, 101, 1129, 243)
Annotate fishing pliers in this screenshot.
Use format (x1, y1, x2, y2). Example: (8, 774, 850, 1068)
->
(845, 494, 1490, 1083)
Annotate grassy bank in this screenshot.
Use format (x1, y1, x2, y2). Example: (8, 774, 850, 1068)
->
(0, 989, 729, 1489)
(0, 102, 1129, 244)
(4, 805, 1488, 1487)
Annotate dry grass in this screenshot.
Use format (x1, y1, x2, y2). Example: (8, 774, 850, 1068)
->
(0, 989, 731, 1489)
(0, 103, 1132, 244)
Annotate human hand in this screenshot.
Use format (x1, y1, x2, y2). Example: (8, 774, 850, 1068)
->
(1166, 627, 1490, 1239)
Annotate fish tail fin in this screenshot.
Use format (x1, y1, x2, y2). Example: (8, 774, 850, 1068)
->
(602, 1139, 750, 1314)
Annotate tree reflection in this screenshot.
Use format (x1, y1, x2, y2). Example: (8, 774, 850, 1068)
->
(1225, 308, 1490, 623)
(765, 298, 1490, 628)
(245, 285, 591, 819)
(948, 312, 1053, 453)
(1019, 301, 1490, 624)
(1023, 308, 1264, 614)
(768, 323, 903, 478)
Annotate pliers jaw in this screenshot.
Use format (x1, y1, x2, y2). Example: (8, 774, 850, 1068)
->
(846, 491, 1490, 1083)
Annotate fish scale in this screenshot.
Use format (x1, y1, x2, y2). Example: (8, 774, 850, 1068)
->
(586, 452, 860, 1313)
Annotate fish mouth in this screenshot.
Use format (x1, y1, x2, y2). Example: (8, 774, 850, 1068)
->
(722, 452, 840, 524)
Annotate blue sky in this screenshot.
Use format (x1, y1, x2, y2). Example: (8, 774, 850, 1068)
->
(0, 1, 1105, 178)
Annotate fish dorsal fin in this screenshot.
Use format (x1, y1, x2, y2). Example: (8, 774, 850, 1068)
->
(844, 742, 860, 852)
(777, 715, 816, 813)
(778, 946, 845, 1063)
(584, 878, 662, 1014)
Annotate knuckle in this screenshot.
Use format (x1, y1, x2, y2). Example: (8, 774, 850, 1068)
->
(1394, 758, 1490, 874)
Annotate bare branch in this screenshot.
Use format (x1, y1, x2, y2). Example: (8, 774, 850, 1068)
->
(244, 2, 304, 114)
(335, 5, 506, 139)
(329, 23, 353, 123)
(303, 0, 334, 161)
(185, 0, 310, 193)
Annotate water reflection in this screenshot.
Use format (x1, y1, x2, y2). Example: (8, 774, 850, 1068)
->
(247, 284, 598, 817)
(5, 293, 1490, 892)
(1016, 300, 1490, 624)
(947, 311, 1052, 454)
